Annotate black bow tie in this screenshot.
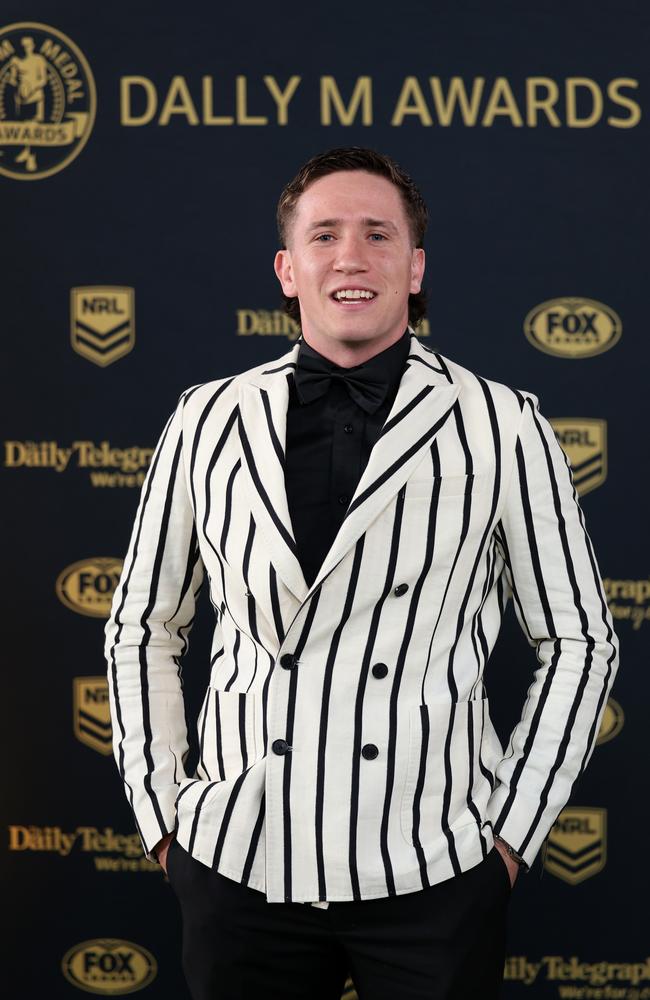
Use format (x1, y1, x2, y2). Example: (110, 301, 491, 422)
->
(294, 350, 389, 414)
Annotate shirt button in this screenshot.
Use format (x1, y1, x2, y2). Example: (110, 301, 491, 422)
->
(361, 743, 379, 760)
(371, 663, 389, 679)
(394, 583, 409, 596)
(344, 424, 353, 434)
(338, 494, 349, 505)
(280, 653, 298, 670)
(272, 739, 290, 755)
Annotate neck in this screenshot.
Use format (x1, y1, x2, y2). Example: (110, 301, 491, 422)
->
(300, 326, 408, 368)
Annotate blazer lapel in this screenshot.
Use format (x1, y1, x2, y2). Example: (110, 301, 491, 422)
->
(307, 336, 459, 595)
(237, 333, 460, 608)
(238, 343, 309, 603)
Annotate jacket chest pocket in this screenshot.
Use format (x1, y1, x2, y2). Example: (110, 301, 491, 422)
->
(404, 473, 486, 500)
(197, 688, 259, 782)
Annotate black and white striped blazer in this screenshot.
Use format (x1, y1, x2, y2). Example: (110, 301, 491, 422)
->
(104, 331, 619, 903)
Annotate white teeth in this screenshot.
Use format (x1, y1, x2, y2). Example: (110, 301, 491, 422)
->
(334, 289, 375, 300)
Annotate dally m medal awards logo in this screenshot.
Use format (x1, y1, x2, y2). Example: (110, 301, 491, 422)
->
(524, 297, 622, 359)
(71, 287, 136, 367)
(550, 418, 607, 497)
(545, 807, 607, 885)
(0, 22, 96, 180)
(74, 677, 112, 756)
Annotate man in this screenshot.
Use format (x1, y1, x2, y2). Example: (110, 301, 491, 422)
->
(105, 147, 619, 999)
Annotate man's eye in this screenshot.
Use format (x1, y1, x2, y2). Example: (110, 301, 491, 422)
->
(315, 234, 333, 242)
(370, 233, 387, 241)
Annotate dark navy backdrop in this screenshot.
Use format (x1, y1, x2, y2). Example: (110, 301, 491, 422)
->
(2, 1, 647, 996)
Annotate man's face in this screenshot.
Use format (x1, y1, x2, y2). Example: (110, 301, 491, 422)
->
(274, 171, 425, 353)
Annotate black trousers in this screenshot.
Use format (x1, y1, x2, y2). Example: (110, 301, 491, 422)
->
(166, 839, 512, 1000)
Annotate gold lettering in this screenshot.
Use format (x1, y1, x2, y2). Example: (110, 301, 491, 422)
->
(263, 75, 301, 125)
(236, 76, 267, 125)
(237, 309, 260, 335)
(607, 78, 641, 128)
(321, 76, 373, 126)
(482, 78, 523, 127)
(391, 77, 432, 126)
(159, 76, 199, 126)
(429, 77, 484, 126)
(566, 78, 603, 128)
(120, 76, 157, 126)
(525, 77, 561, 126)
(202, 75, 233, 125)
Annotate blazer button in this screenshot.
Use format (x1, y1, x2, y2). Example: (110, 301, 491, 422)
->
(371, 663, 389, 679)
(280, 652, 299, 670)
(272, 739, 290, 755)
(393, 583, 409, 596)
(361, 743, 379, 760)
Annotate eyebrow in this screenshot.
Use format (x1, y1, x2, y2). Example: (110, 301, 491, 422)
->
(305, 217, 399, 233)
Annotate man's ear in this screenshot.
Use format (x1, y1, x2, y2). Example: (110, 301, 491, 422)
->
(409, 247, 425, 294)
(274, 249, 297, 296)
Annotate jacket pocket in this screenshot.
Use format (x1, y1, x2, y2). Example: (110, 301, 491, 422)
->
(400, 698, 489, 845)
(197, 688, 259, 782)
(405, 473, 485, 500)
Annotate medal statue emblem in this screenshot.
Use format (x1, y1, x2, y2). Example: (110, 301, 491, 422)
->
(0, 22, 96, 180)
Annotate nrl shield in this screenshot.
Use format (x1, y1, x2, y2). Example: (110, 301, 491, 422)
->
(550, 419, 607, 497)
(73, 677, 112, 755)
(71, 286, 135, 367)
(544, 807, 607, 884)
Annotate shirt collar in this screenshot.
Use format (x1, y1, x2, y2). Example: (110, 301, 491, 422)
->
(296, 328, 410, 396)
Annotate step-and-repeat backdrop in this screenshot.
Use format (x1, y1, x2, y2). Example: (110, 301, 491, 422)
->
(2, 2, 646, 997)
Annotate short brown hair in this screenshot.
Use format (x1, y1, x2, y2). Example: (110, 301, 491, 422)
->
(276, 146, 428, 328)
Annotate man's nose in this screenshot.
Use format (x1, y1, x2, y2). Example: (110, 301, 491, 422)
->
(333, 235, 369, 271)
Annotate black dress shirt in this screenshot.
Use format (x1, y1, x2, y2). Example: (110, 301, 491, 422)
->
(285, 330, 411, 588)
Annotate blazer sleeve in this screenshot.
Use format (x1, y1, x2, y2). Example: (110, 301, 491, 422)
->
(104, 389, 206, 862)
(485, 391, 620, 868)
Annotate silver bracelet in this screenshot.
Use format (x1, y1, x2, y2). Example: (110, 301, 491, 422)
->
(494, 834, 528, 870)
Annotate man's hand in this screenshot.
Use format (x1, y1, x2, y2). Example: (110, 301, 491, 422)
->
(154, 832, 175, 875)
(494, 838, 520, 888)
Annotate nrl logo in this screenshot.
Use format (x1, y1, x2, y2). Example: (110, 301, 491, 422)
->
(550, 419, 607, 497)
(0, 22, 96, 180)
(73, 677, 112, 756)
(71, 287, 135, 367)
(544, 807, 607, 884)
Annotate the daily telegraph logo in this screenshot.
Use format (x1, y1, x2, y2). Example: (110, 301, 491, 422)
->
(3, 440, 153, 487)
(604, 577, 650, 630)
(73, 676, 112, 755)
(505, 956, 650, 989)
(56, 559, 123, 618)
(544, 807, 607, 885)
(8, 824, 158, 873)
(119, 75, 641, 129)
(550, 419, 607, 497)
(0, 22, 96, 180)
(62, 939, 157, 995)
(236, 309, 431, 341)
(71, 287, 135, 367)
(524, 297, 621, 358)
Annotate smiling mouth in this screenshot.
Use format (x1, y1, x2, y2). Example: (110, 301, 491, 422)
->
(330, 289, 377, 304)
